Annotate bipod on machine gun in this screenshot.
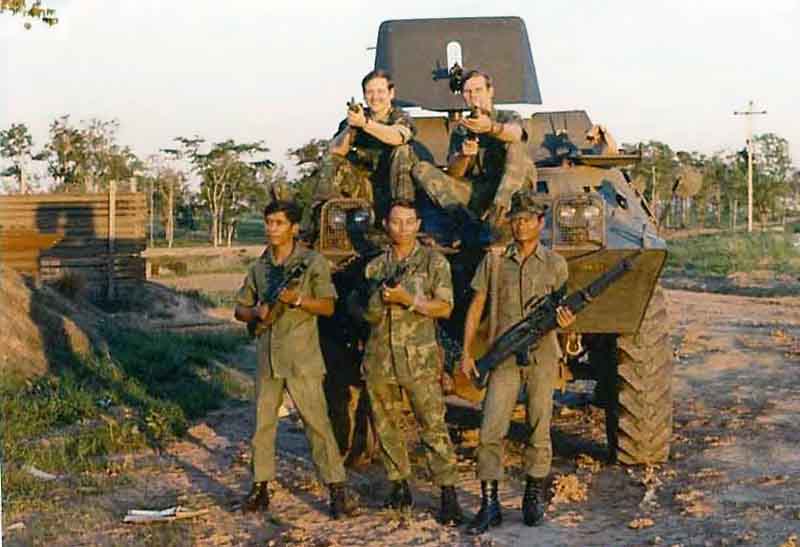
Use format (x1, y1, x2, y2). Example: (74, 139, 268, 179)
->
(473, 253, 639, 388)
(247, 260, 310, 337)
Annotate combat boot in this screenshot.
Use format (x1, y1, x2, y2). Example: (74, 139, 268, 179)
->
(242, 481, 269, 513)
(438, 485, 464, 526)
(466, 480, 502, 534)
(383, 479, 413, 510)
(329, 482, 357, 520)
(522, 476, 547, 526)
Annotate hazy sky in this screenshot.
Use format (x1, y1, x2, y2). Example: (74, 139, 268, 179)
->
(2, 0, 798, 173)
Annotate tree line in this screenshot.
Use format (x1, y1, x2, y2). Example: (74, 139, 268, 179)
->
(1, 118, 798, 247)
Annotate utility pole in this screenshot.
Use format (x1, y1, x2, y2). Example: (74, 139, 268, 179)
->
(733, 100, 767, 233)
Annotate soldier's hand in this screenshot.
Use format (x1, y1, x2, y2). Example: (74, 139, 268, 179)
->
(278, 288, 301, 306)
(556, 306, 576, 328)
(461, 355, 478, 379)
(347, 106, 367, 129)
(461, 112, 492, 135)
(461, 138, 479, 157)
(382, 285, 413, 307)
(256, 303, 271, 322)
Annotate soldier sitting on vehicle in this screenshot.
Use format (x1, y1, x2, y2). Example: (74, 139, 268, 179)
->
(411, 70, 537, 241)
(307, 69, 417, 231)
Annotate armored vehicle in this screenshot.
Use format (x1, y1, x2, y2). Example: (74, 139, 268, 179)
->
(315, 17, 671, 466)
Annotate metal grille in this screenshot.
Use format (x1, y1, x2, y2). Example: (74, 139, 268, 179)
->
(554, 196, 605, 248)
(318, 198, 372, 256)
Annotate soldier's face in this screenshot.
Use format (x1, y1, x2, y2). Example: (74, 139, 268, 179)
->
(363, 77, 395, 116)
(264, 212, 298, 247)
(510, 212, 544, 243)
(462, 75, 494, 111)
(384, 205, 421, 245)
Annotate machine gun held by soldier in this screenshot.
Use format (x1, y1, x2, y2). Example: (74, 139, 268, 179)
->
(472, 254, 638, 388)
(247, 260, 310, 337)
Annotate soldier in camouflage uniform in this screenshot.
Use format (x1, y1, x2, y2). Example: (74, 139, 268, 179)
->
(411, 70, 537, 237)
(308, 69, 417, 229)
(359, 199, 463, 525)
(460, 190, 575, 533)
(234, 201, 355, 520)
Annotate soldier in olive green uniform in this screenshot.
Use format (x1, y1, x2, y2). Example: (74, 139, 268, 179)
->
(461, 190, 575, 533)
(359, 199, 463, 525)
(308, 69, 417, 228)
(234, 201, 354, 520)
(411, 70, 537, 235)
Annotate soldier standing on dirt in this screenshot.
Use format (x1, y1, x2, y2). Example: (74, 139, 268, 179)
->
(308, 69, 417, 227)
(411, 70, 537, 238)
(234, 201, 355, 520)
(461, 190, 575, 533)
(358, 199, 464, 525)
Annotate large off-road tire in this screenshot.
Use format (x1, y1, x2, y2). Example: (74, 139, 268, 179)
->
(614, 284, 673, 464)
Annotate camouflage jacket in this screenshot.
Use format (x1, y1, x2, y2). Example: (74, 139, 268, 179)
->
(334, 106, 416, 170)
(362, 244, 453, 383)
(448, 108, 527, 182)
(236, 244, 336, 379)
(471, 242, 568, 370)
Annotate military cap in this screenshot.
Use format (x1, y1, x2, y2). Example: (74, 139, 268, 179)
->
(507, 190, 549, 218)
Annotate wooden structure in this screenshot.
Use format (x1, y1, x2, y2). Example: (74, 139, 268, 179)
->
(0, 191, 147, 298)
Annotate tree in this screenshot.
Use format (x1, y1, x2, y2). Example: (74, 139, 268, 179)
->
(751, 133, 792, 225)
(143, 154, 190, 248)
(0, 0, 57, 27)
(0, 123, 36, 193)
(175, 137, 270, 247)
(45, 116, 141, 192)
(628, 141, 679, 226)
(287, 138, 328, 211)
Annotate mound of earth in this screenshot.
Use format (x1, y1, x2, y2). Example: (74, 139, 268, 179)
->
(0, 267, 107, 381)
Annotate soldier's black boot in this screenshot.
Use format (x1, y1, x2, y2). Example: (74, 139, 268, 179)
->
(466, 480, 502, 535)
(242, 481, 269, 513)
(522, 476, 546, 527)
(438, 485, 464, 526)
(384, 479, 413, 510)
(329, 482, 356, 520)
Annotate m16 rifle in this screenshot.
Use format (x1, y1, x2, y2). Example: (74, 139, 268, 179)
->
(247, 260, 310, 337)
(472, 254, 637, 388)
(345, 97, 380, 170)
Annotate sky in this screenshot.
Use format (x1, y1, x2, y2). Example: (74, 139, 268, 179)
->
(2, 0, 799, 176)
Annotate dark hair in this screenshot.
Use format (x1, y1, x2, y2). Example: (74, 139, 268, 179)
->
(387, 199, 418, 217)
(263, 200, 301, 224)
(361, 69, 395, 92)
(463, 70, 493, 89)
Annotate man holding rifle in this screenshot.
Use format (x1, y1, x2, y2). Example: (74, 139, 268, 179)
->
(461, 190, 575, 533)
(234, 201, 355, 520)
(359, 199, 463, 525)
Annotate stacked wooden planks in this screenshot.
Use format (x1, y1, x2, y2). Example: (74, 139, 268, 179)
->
(0, 192, 147, 292)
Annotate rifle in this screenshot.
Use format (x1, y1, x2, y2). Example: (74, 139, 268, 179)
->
(472, 254, 637, 388)
(247, 260, 309, 337)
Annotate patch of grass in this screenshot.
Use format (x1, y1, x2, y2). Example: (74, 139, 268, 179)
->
(666, 232, 800, 277)
(151, 254, 253, 277)
(176, 288, 238, 308)
(1, 328, 250, 512)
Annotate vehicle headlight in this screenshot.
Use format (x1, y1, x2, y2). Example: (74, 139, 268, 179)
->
(329, 210, 347, 227)
(558, 206, 577, 221)
(583, 205, 601, 220)
(352, 209, 371, 225)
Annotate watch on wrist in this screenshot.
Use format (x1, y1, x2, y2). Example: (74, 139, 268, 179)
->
(291, 295, 303, 308)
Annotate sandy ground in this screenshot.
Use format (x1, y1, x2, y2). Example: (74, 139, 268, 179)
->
(5, 288, 800, 546)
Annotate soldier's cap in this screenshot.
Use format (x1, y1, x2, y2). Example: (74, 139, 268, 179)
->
(507, 190, 549, 218)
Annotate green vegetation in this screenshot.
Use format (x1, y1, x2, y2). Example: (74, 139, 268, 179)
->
(150, 253, 254, 277)
(666, 232, 800, 277)
(1, 328, 250, 512)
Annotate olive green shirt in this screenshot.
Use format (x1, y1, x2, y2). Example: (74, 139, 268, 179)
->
(448, 108, 527, 182)
(362, 244, 453, 384)
(236, 244, 336, 379)
(471, 242, 568, 369)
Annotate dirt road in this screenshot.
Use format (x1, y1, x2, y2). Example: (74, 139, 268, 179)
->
(6, 289, 800, 546)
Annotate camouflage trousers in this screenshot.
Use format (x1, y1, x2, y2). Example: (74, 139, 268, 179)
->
(476, 358, 558, 480)
(252, 372, 346, 485)
(411, 141, 536, 225)
(366, 374, 459, 486)
(310, 144, 416, 215)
